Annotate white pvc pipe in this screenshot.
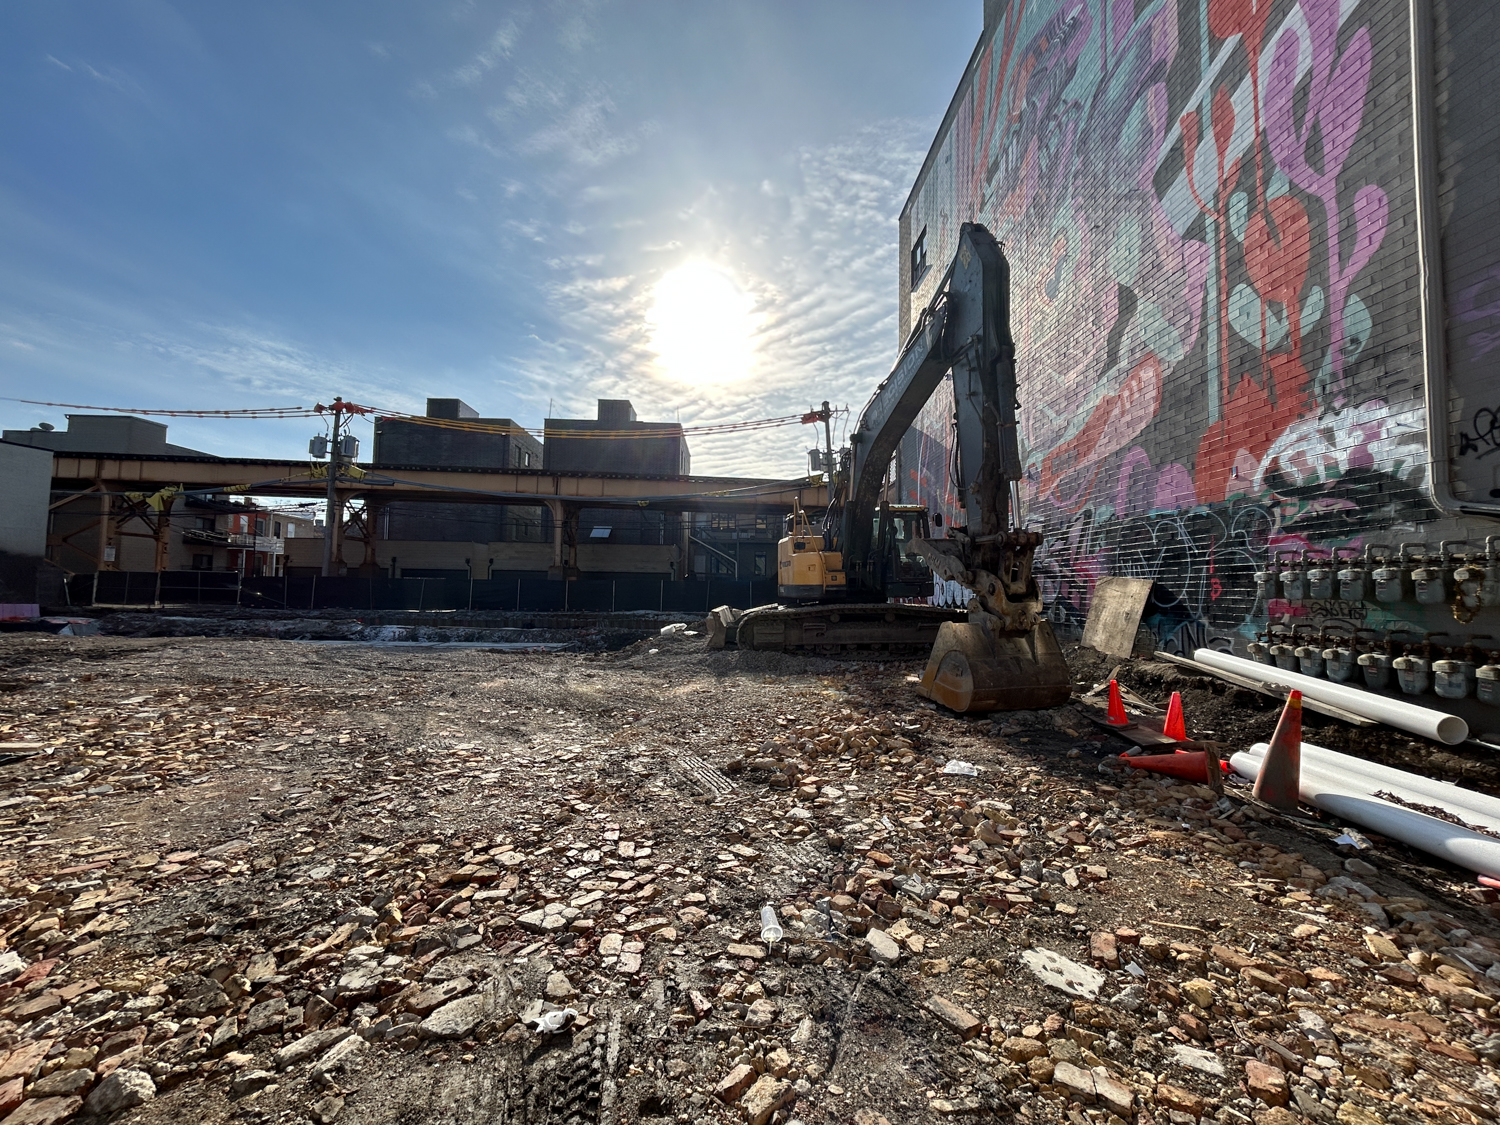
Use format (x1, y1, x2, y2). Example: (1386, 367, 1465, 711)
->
(1229, 752, 1500, 879)
(1194, 648, 1469, 745)
(1243, 740, 1500, 834)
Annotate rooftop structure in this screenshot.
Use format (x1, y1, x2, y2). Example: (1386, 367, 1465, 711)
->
(3, 414, 208, 457)
(372, 398, 541, 470)
(544, 399, 689, 476)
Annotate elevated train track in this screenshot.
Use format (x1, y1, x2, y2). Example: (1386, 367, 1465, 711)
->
(46, 451, 827, 575)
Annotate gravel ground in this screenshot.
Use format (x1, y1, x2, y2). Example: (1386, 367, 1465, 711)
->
(0, 631, 1497, 1125)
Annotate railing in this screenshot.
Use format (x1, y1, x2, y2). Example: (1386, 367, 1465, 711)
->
(182, 528, 230, 546)
(71, 572, 776, 614)
(225, 533, 283, 550)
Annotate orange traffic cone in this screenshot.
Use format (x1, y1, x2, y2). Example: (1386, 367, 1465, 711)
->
(1162, 691, 1187, 741)
(1123, 750, 1215, 783)
(1106, 679, 1130, 727)
(1253, 690, 1303, 811)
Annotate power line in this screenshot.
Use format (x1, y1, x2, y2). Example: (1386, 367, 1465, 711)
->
(4, 397, 324, 418)
(5, 396, 825, 442)
(375, 410, 813, 440)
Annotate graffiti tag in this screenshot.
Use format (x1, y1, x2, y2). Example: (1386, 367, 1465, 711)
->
(1457, 406, 1500, 459)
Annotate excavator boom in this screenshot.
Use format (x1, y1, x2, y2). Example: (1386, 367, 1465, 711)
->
(738, 223, 1071, 712)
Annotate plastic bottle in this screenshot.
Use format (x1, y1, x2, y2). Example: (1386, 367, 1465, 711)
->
(760, 905, 784, 944)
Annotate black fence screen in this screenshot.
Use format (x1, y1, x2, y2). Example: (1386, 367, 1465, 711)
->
(74, 572, 777, 614)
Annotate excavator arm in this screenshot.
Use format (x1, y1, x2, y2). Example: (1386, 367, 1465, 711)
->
(839, 222, 1069, 710)
(736, 222, 1069, 710)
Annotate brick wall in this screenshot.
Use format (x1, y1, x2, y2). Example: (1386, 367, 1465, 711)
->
(1435, 0, 1500, 508)
(896, 0, 1500, 658)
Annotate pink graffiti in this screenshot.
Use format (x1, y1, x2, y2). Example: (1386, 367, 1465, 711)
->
(1264, 0, 1388, 388)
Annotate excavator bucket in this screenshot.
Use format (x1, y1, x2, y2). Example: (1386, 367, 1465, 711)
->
(916, 619, 1071, 713)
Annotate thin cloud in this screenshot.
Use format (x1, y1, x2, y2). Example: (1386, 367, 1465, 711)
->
(520, 93, 647, 167)
(452, 18, 523, 87)
(551, 0, 600, 53)
(80, 62, 144, 97)
(504, 119, 932, 477)
(42, 53, 144, 98)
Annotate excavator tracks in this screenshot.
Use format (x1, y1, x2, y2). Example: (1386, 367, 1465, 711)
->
(734, 602, 967, 655)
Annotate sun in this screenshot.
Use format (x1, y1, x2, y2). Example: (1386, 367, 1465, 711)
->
(646, 262, 757, 386)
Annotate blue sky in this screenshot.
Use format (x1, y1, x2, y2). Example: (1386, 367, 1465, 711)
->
(0, 1, 979, 475)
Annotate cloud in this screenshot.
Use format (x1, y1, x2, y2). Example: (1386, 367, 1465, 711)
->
(42, 54, 145, 98)
(451, 18, 523, 87)
(518, 91, 648, 167)
(0, 298, 429, 419)
(551, 0, 600, 52)
(504, 119, 932, 477)
(81, 62, 143, 96)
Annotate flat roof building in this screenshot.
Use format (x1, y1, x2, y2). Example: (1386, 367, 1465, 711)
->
(3, 415, 208, 457)
(544, 399, 689, 476)
(372, 398, 541, 470)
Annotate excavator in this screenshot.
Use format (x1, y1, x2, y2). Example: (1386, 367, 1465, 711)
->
(734, 222, 1071, 713)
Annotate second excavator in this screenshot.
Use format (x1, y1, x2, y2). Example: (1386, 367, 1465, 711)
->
(734, 222, 1071, 713)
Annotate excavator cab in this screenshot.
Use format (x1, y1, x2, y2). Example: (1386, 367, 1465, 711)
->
(776, 502, 846, 602)
(875, 504, 934, 598)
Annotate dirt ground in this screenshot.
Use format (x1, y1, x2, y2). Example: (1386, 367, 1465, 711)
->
(0, 630, 1498, 1125)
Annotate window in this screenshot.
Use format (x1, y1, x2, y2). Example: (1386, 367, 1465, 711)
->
(285, 524, 296, 539)
(196, 517, 216, 531)
(191, 554, 213, 570)
(754, 551, 767, 577)
(589, 526, 612, 539)
(911, 226, 928, 284)
(522, 451, 532, 467)
(273, 521, 282, 537)
(709, 513, 735, 532)
(754, 515, 769, 533)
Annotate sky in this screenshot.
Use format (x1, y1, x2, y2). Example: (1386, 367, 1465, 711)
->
(0, 1, 981, 477)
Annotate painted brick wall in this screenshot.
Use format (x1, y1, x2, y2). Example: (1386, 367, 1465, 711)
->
(1435, 0, 1500, 507)
(896, 0, 1500, 665)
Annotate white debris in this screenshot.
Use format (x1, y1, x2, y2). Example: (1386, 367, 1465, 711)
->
(1171, 1043, 1227, 1077)
(1020, 947, 1105, 1000)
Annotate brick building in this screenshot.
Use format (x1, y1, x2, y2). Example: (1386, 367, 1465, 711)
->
(894, 0, 1500, 670)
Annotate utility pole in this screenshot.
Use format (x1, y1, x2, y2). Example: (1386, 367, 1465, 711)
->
(314, 397, 364, 577)
(801, 401, 836, 478)
(821, 400, 834, 477)
(321, 403, 342, 577)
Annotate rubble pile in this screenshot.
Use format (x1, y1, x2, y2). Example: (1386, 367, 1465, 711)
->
(0, 633, 1495, 1124)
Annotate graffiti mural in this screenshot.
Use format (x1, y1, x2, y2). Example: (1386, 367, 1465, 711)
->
(899, 0, 1437, 650)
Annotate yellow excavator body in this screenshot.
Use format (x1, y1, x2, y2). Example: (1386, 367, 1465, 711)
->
(777, 505, 846, 601)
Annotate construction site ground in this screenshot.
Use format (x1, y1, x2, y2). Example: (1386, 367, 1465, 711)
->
(1, 628, 1498, 1125)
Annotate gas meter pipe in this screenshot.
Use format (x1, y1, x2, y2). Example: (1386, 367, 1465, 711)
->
(1193, 648, 1469, 745)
